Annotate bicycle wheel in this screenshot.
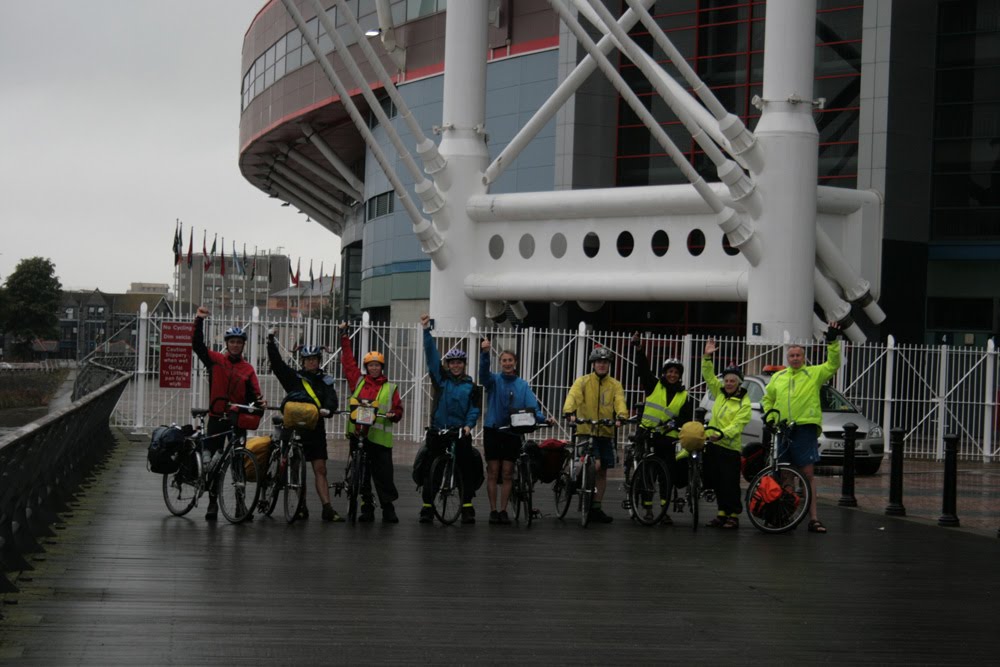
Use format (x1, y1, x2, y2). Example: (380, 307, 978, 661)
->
(689, 458, 701, 533)
(283, 444, 307, 524)
(514, 458, 533, 525)
(745, 465, 811, 534)
(162, 449, 199, 517)
(629, 458, 670, 526)
(430, 455, 463, 525)
(345, 450, 362, 524)
(260, 449, 281, 517)
(579, 459, 595, 528)
(553, 470, 573, 520)
(218, 448, 259, 524)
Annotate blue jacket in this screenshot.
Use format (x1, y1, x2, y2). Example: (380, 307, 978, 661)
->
(479, 350, 545, 429)
(424, 329, 480, 430)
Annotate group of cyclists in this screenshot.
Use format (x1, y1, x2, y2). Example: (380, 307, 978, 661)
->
(191, 307, 841, 532)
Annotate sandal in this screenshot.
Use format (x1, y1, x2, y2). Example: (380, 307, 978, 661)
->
(705, 517, 726, 528)
(721, 517, 739, 530)
(807, 519, 827, 533)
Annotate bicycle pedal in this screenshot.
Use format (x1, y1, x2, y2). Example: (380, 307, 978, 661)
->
(621, 500, 632, 511)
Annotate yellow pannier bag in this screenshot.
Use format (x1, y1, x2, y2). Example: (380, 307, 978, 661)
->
(244, 435, 273, 482)
(678, 421, 707, 452)
(283, 401, 320, 431)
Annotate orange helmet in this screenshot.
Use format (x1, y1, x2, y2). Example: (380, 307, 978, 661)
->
(363, 351, 385, 365)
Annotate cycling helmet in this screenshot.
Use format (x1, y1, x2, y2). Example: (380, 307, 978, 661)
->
(299, 345, 323, 360)
(224, 326, 247, 341)
(721, 365, 744, 380)
(363, 351, 385, 365)
(443, 348, 467, 362)
(589, 347, 613, 363)
(661, 358, 683, 375)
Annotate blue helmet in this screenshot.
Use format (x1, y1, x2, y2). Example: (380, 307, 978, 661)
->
(224, 326, 247, 341)
(443, 348, 467, 361)
(299, 345, 322, 359)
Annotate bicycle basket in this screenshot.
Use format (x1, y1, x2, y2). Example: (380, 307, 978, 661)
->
(741, 442, 767, 482)
(748, 475, 783, 516)
(147, 425, 187, 474)
(282, 401, 319, 430)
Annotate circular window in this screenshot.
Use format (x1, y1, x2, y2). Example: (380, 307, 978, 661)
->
(519, 234, 535, 259)
(722, 235, 740, 256)
(687, 229, 706, 256)
(583, 232, 600, 258)
(551, 233, 567, 258)
(616, 231, 634, 257)
(651, 230, 669, 257)
(488, 234, 504, 260)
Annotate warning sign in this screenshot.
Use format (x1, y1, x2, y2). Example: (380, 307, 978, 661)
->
(159, 322, 194, 389)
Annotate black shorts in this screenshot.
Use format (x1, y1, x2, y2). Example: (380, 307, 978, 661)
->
(297, 429, 329, 462)
(483, 428, 521, 462)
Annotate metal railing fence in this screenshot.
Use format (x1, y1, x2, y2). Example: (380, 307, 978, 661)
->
(113, 310, 1000, 462)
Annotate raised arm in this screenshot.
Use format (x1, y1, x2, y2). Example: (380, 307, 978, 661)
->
(192, 307, 214, 368)
(339, 324, 361, 390)
(701, 338, 721, 398)
(266, 332, 298, 391)
(478, 339, 496, 391)
(422, 325, 444, 386)
(631, 333, 658, 395)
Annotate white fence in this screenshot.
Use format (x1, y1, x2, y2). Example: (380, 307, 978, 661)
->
(109, 311, 1000, 462)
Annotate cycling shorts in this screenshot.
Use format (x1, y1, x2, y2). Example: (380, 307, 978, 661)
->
(777, 424, 821, 467)
(587, 436, 616, 469)
(483, 428, 521, 462)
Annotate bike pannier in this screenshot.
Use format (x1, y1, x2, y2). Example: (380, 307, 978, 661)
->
(678, 421, 707, 452)
(233, 407, 262, 431)
(531, 439, 569, 484)
(748, 475, 782, 516)
(741, 442, 767, 482)
(282, 401, 319, 430)
(245, 436, 273, 481)
(148, 425, 186, 474)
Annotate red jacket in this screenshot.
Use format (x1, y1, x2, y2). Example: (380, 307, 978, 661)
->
(193, 317, 262, 416)
(340, 334, 403, 420)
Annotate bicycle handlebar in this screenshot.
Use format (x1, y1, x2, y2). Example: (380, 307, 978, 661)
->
(565, 417, 618, 428)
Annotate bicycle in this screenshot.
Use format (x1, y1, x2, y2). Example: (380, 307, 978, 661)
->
(669, 424, 721, 533)
(561, 418, 617, 528)
(332, 398, 390, 524)
(256, 409, 310, 524)
(744, 409, 812, 534)
(162, 402, 262, 524)
(621, 424, 672, 527)
(502, 410, 553, 526)
(424, 426, 468, 525)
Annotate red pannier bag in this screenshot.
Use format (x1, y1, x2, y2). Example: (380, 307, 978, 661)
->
(529, 438, 569, 483)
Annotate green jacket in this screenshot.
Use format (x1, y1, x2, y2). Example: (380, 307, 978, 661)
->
(762, 341, 841, 426)
(700, 357, 752, 452)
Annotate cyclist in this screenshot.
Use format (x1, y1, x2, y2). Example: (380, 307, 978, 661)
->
(630, 334, 696, 524)
(191, 306, 265, 521)
(762, 322, 841, 534)
(700, 338, 752, 529)
(339, 321, 404, 524)
(266, 332, 343, 522)
(479, 338, 555, 525)
(420, 314, 482, 524)
(562, 346, 628, 524)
